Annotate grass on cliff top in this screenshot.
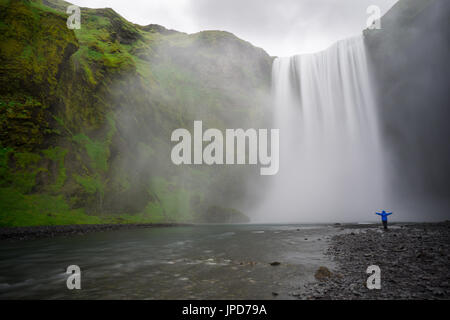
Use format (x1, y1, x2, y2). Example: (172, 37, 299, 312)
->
(70, 7, 146, 78)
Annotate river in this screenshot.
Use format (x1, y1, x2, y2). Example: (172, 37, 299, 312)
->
(0, 224, 337, 299)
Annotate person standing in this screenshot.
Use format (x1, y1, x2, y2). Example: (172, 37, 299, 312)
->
(376, 210, 392, 230)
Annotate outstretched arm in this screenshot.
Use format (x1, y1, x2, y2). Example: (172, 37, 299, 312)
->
(375, 212, 381, 216)
(386, 212, 392, 216)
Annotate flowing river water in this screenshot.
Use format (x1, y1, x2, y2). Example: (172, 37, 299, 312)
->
(0, 224, 337, 299)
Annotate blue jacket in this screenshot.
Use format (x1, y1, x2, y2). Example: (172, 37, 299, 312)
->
(376, 210, 392, 222)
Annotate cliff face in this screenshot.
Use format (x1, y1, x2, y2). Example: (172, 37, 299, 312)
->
(364, 0, 450, 203)
(0, 0, 273, 226)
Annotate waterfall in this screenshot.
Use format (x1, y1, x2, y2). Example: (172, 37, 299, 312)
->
(258, 36, 386, 222)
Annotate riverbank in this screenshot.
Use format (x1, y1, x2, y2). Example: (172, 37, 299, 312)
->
(0, 223, 192, 241)
(299, 222, 450, 299)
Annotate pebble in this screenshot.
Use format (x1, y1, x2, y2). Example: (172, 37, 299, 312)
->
(299, 222, 450, 300)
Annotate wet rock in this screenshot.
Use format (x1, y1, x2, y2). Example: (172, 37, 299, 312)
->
(315, 266, 332, 281)
(270, 261, 281, 266)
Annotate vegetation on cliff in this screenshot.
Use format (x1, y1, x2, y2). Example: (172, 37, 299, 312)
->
(0, 0, 272, 226)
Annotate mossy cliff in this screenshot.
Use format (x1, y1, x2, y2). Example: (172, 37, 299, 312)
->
(0, 0, 273, 226)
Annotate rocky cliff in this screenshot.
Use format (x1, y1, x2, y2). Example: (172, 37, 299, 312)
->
(364, 0, 450, 209)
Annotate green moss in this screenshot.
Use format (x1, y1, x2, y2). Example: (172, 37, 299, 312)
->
(0, 96, 51, 149)
(69, 7, 138, 85)
(0, 186, 104, 227)
(0, 145, 12, 185)
(73, 173, 104, 195)
(29, 0, 67, 17)
(14, 151, 41, 168)
(10, 151, 43, 193)
(42, 146, 68, 192)
(72, 114, 115, 173)
(141, 202, 166, 222)
(52, 114, 73, 136)
(73, 134, 107, 172)
(148, 176, 193, 222)
(0, 0, 79, 98)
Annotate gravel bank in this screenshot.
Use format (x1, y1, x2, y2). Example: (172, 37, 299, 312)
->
(0, 223, 191, 241)
(300, 222, 450, 299)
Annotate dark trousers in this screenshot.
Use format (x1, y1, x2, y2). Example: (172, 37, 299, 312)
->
(382, 220, 388, 230)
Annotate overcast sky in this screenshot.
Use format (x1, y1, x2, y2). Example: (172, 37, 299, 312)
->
(70, 0, 398, 56)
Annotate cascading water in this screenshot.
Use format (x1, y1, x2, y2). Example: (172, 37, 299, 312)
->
(257, 36, 386, 222)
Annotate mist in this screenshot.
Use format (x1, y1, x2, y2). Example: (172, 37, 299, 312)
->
(63, 0, 450, 224)
(99, 28, 273, 222)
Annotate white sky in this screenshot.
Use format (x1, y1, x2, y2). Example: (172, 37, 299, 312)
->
(70, 0, 398, 56)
